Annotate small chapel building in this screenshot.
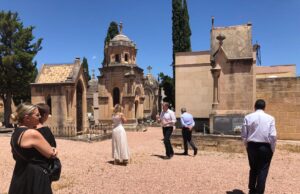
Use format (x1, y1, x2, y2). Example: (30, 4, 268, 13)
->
(31, 58, 88, 136)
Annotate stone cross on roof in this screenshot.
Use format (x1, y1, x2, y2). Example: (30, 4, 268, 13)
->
(216, 33, 226, 46)
(147, 65, 152, 74)
(92, 69, 95, 79)
(119, 22, 123, 34)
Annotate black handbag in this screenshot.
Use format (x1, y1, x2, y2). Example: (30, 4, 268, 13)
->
(46, 157, 62, 182)
(11, 137, 62, 182)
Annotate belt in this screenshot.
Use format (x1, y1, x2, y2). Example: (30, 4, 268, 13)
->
(248, 141, 270, 146)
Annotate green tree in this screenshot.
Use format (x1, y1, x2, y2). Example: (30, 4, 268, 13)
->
(181, 0, 192, 52)
(102, 21, 119, 66)
(82, 57, 91, 80)
(171, 0, 183, 109)
(0, 11, 42, 127)
(158, 73, 175, 108)
(12, 61, 38, 105)
(172, 0, 192, 64)
(170, 0, 192, 109)
(172, 0, 182, 75)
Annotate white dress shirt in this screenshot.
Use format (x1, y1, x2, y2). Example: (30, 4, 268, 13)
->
(241, 109, 277, 152)
(160, 109, 176, 127)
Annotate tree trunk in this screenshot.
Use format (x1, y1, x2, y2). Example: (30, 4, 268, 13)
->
(3, 93, 13, 128)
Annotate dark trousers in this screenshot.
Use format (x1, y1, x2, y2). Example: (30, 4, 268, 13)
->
(162, 127, 174, 157)
(247, 142, 273, 194)
(182, 127, 197, 153)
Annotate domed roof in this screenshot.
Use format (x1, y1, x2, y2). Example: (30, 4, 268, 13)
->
(109, 33, 136, 47)
(111, 34, 131, 42)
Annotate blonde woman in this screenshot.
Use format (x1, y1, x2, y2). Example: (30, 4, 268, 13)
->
(112, 104, 130, 165)
(9, 103, 57, 194)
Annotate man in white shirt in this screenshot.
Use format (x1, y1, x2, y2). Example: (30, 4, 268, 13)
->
(156, 102, 176, 159)
(241, 99, 277, 194)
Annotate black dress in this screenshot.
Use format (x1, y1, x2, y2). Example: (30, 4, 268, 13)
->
(9, 127, 53, 194)
(37, 126, 57, 147)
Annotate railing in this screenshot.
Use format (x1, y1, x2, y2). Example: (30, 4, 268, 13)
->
(136, 119, 149, 132)
(50, 126, 77, 137)
(88, 122, 113, 135)
(50, 123, 113, 139)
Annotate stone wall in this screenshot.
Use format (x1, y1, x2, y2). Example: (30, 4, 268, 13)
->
(175, 51, 213, 118)
(172, 132, 245, 153)
(256, 77, 300, 140)
(256, 65, 296, 78)
(171, 132, 300, 153)
(217, 59, 255, 113)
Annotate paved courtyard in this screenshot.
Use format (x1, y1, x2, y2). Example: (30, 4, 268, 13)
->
(1, 127, 300, 194)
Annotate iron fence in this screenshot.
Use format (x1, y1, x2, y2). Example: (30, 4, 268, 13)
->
(50, 123, 113, 138)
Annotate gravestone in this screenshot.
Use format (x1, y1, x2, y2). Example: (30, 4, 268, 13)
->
(213, 115, 244, 135)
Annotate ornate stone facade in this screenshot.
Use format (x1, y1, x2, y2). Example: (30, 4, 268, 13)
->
(96, 24, 158, 128)
(143, 66, 159, 120)
(209, 24, 256, 134)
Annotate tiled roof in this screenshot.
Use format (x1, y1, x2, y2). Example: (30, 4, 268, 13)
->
(36, 64, 75, 83)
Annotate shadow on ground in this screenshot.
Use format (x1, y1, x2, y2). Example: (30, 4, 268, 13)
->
(107, 160, 128, 166)
(151, 154, 166, 159)
(226, 189, 245, 194)
(152, 153, 192, 160)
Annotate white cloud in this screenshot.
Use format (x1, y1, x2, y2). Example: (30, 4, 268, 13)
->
(92, 56, 97, 60)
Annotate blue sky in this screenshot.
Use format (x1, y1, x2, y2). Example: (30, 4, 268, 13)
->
(1, 0, 300, 77)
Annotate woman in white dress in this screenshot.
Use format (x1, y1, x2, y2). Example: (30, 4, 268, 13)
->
(112, 104, 130, 165)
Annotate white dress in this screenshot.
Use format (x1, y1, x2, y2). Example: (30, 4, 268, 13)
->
(112, 114, 130, 162)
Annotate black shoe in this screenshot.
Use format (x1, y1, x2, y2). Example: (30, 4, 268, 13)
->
(181, 152, 188, 155)
(248, 189, 257, 194)
(194, 149, 198, 156)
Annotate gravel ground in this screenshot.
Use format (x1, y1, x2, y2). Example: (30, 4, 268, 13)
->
(1, 127, 300, 194)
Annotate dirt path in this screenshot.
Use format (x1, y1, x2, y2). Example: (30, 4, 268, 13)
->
(1, 127, 300, 194)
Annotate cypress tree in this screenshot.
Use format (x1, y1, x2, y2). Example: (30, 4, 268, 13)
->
(82, 57, 91, 80)
(171, 0, 182, 108)
(181, 0, 192, 51)
(170, 0, 192, 108)
(172, 0, 182, 74)
(102, 21, 119, 66)
(0, 11, 42, 127)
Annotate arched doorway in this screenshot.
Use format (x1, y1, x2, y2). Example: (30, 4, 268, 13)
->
(134, 87, 142, 119)
(135, 100, 139, 118)
(113, 87, 120, 106)
(76, 81, 83, 133)
(46, 95, 52, 114)
(143, 88, 153, 118)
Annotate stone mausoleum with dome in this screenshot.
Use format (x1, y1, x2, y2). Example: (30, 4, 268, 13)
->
(88, 23, 159, 129)
(31, 23, 159, 135)
(97, 24, 158, 127)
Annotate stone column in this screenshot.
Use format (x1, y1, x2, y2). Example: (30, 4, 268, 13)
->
(211, 64, 221, 111)
(93, 92, 99, 124)
(209, 64, 221, 134)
